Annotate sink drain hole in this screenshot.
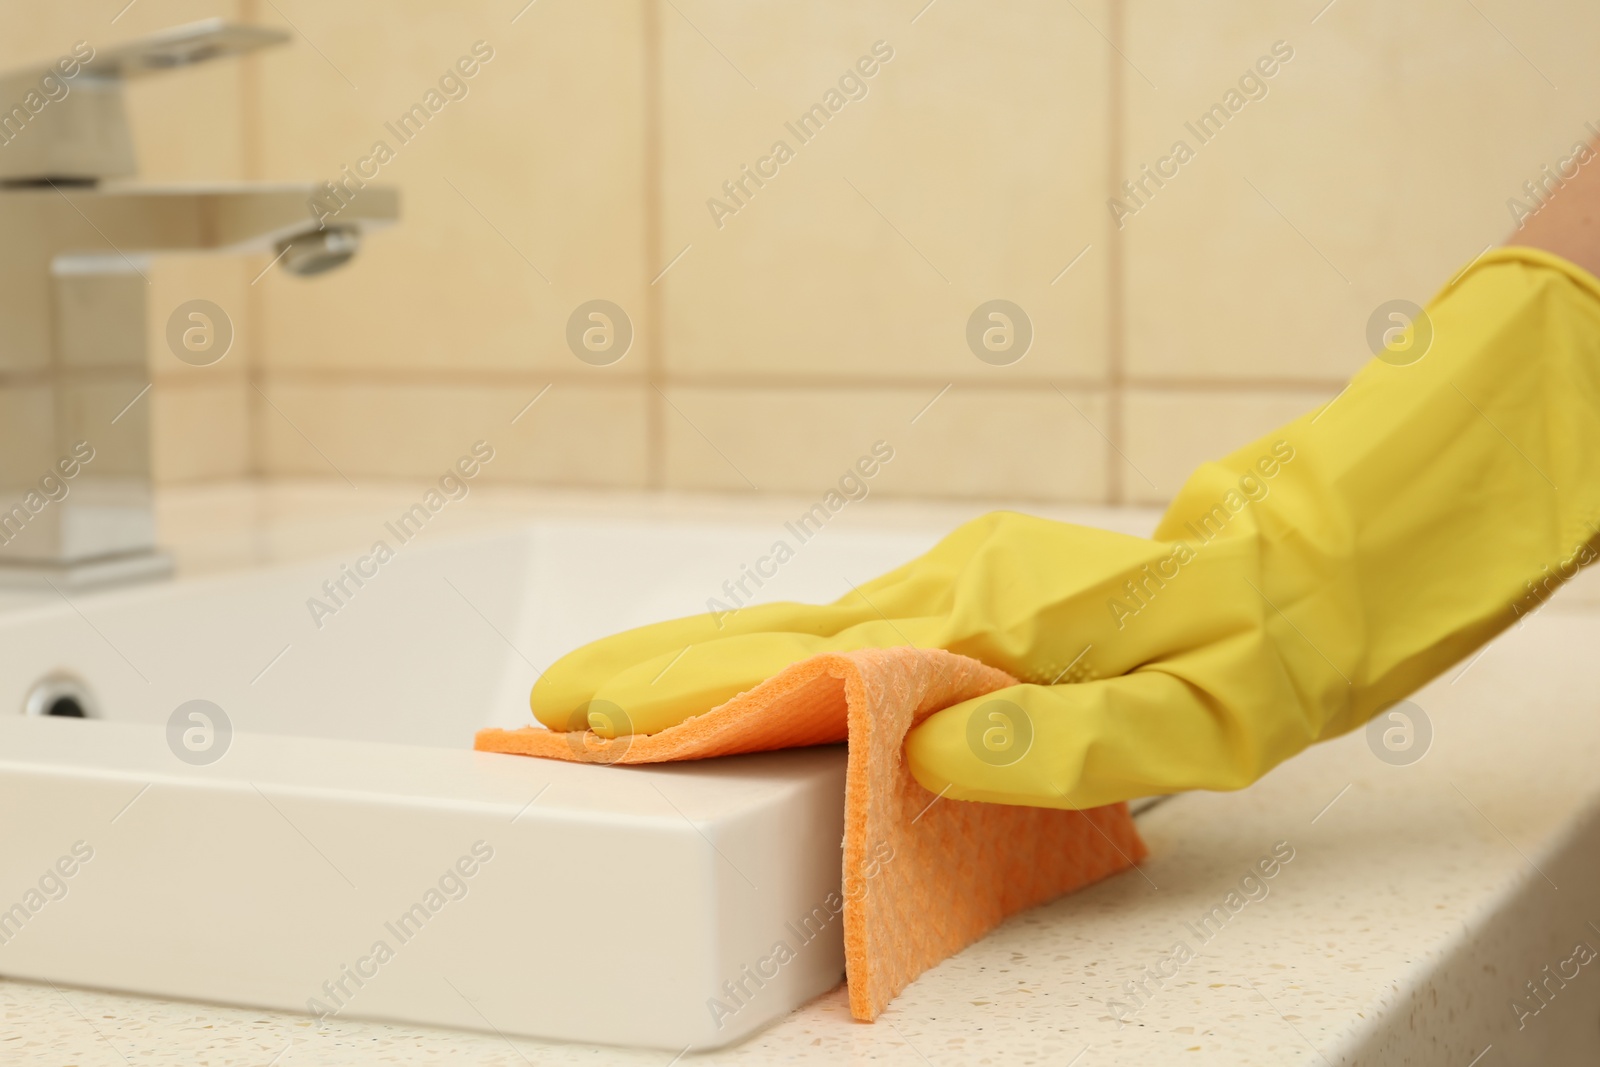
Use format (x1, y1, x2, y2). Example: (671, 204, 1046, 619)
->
(24, 673, 97, 719)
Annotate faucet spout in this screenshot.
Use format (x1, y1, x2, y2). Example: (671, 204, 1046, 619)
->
(0, 24, 399, 587)
(0, 20, 290, 185)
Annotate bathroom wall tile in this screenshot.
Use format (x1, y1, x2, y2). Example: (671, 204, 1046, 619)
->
(56, 271, 146, 372)
(661, 384, 1109, 502)
(0, 9, 84, 68)
(1121, 387, 1334, 506)
(56, 376, 152, 480)
(146, 258, 251, 383)
(1121, 0, 1600, 384)
(0, 3, 247, 182)
(253, 380, 649, 487)
(657, 0, 1110, 383)
(1505, 2, 1600, 107)
(1, 4, 253, 476)
(133, 66, 255, 483)
(2, 7, 255, 488)
(27, 1, 1585, 509)
(150, 382, 251, 483)
(250, 0, 649, 377)
(0, 2, 241, 68)
(120, 3, 250, 182)
(0, 385, 58, 487)
(0, 201, 51, 373)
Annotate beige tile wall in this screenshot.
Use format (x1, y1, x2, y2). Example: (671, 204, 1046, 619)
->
(247, 0, 652, 486)
(1117, 0, 1600, 503)
(0, 1, 251, 485)
(8, 1, 1596, 505)
(241, 0, 1114, 500)
(655, 0, 1112, 498)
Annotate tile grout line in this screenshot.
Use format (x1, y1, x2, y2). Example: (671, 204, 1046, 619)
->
(1104, 0, 1128, 506)
(642, 0, 667, 490)
(241, 0, 267, 483)
(212, 0, 1340, 499)
(7, 368, 1358, 393)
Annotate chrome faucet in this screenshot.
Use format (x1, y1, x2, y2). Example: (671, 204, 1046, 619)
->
(0, 20, 399, 587)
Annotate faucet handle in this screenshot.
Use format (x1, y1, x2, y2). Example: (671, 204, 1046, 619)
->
(90, 19, 289, 79)
(0, 19, 288, 184)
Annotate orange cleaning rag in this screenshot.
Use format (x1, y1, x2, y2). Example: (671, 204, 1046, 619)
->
(474, 647, 1147, 1020)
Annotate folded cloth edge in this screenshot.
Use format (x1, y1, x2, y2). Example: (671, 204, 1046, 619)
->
(475, 647, 1146, 1021)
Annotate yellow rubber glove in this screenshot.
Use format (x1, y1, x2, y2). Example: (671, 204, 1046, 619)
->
(531, 247, 1600, 809)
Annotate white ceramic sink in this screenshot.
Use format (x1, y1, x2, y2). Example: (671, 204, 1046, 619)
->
(0, 514, 963, 1049)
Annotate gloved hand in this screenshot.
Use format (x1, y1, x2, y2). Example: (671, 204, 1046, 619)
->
(531, 247, 1600, 809)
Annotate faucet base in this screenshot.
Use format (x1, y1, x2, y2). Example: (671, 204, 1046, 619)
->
(0, 550, 174, 591)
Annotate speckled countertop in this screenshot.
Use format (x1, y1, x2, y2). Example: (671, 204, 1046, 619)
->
(6, 484, 1600, 1066)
